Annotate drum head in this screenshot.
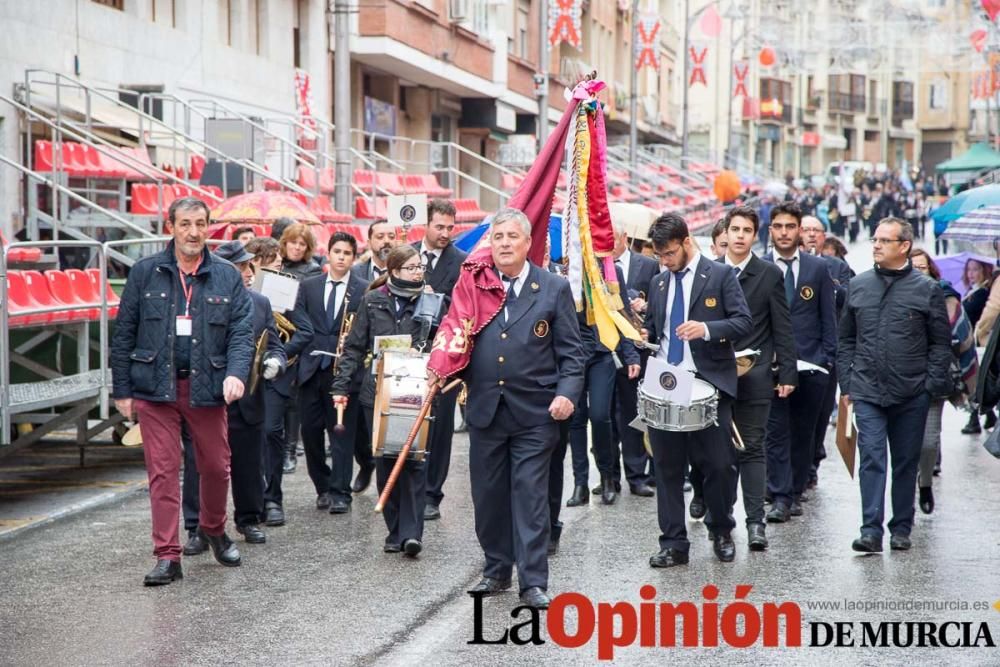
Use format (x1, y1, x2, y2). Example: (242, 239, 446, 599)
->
(691, 378, 716, 400)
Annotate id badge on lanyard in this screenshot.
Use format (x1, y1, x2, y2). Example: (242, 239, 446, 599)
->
(177, 265, 198, 336)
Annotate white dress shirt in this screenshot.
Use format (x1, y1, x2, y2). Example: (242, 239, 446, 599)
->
(420, 242, 442, 271)
(774, 248, 801, 286)
(725, 253, 753, 274)
(615, 250, 631, 283)
(324, 273, 350, 322)
(499, 262, 531, 321)
(656, 252, 706, 373)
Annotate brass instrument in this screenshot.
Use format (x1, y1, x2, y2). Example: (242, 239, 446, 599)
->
(332, 293, 355, 376)
(273, 311, 298, 366)
(247, 329, 269, 395)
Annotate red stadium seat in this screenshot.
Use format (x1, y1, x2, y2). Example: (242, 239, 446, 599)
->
(22, 270, 76, 323)
(310, 195, 353, 223)
(6, 271, 50, 327)
(45, 270, 98, 320)
(33, 140, 55, 172)
(84, 268, 120, 316)
(1, 231, 42, 263)
(453, 199, 488, 223)
(355, 196, 388, 220)
(189, 154, 206, 181)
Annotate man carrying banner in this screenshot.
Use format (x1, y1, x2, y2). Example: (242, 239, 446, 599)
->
(429, 208, 584, 609)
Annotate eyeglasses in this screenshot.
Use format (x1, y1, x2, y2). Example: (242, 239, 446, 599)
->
(399, 264, 425, 274)
(870, 237, 904, 246)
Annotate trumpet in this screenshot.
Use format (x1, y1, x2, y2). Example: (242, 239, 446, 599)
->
(332, 293, 354, 377)
(273, 311, 298, 366)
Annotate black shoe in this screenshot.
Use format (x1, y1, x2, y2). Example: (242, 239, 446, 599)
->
(384, 543, 401, 553)
(282, 453, 297, 474)
(890, 534, 912, 551)
(961, 413, 982, 435)
(566, 485, 589, 507)
(713, 534, 736, 562)
(469, 577, 512, 595)
(766, 502, 790, 523)
(747, 524, 768, 551)
(591, 480, 622, 495)
(688, 495, 706, 519)
(352, 466, 374, 494)
(600, 475, 618, 505)
(424, 504, 441, 521)
(629, 483, 655, 497)
(236, 524, 266, 544)
(329, 499, 350, 514)
(143, 559, 183, 586)
(316, 493, 331, 510)
(402, 538, 422, 558)
(197, 528, 242, 566)
(985, 410, 997, 430)
(919, 486, 934, 514)
(547, 539, 559, 556)
(851, 534, 883, 553)
(649, 548, 689, 568)
(519, 587, 551, 609)
(182, 530, 208, 556)
(263, 503, 285, 527)
(789, 499, 803, 517)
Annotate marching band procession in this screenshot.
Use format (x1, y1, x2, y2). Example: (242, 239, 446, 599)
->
(106, 80, 993, 617)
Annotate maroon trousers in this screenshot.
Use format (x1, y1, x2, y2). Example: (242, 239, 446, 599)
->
(135, 379, 230, 561)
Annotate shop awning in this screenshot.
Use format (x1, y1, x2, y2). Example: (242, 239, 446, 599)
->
(936, 143, 1000, 173)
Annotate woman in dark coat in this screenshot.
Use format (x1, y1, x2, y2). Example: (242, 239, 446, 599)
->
(279, 222, 323, 280)
(331, 245, 431, 557)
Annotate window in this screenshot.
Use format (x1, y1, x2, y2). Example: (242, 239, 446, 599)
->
(92, 0, 124, 9)
(249, 0, 260, 55)
(929, 80, 948, 110)
(221, 0, 232, 47)
(516, 0, 530, 61)
(152, 0, 176, 26)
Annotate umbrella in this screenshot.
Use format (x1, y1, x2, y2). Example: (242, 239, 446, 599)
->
(211, 191, 321, 225)
(930, 184, 1000, 226)
(939, 205, 1000, 244)
(763, 180, 789, 197)
(609, 202, 658, 241)
(932, 251, 998, 297)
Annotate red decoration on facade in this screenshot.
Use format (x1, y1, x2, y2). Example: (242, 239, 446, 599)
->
(634, 15, 661, 71)
(733, 61, 749, 98)
(689, 45, 708, 87)
(983, 0, 1000, 22)
(759, 46, 776, 68)
(549, 0, 582, 49)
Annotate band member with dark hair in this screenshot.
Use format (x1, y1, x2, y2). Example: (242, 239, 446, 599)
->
(353, 219, 398, 284)
(297, 232, 368, 514)
(181, 241, 287, 550)
(641, 212, 752, 566)
(763, 203, 837, 523)
(722, 206, 798, 551)
(413, 198, 468, 521)
(333, 245, 431, 556)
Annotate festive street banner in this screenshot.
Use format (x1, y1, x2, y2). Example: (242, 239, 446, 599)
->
(549, 0, 582, 49)
(634, 15, 661, 71)
(689, 44, 708, 87)
(733, 60, 749, 98)
(293, 68, 318, 146)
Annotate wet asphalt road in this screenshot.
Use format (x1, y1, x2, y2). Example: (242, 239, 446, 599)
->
(3, 237, 1000, 665)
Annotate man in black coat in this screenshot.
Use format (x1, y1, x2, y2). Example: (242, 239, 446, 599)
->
(351, 219, 397, 284)
(297, 232, 368, 514)
(453, 208, 585, 609)
(839, 218, 952, 553)
(721, 206, 798, 551)
(609, 221, 660, 495)
(762, 203, 837, 523)
(181, 242, 287, 549)
(641, 213, 752, 566)
(412, 199, 468, 521)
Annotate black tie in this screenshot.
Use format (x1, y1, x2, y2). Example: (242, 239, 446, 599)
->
(424, 251, 436, 273)
(503, 275, 517, 322)
(327, 281, 341, 327)
(780, 258, 795, 305)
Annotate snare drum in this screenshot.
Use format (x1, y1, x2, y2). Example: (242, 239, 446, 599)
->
(637, 377, 719, 432)
(372, 350, 432, 461)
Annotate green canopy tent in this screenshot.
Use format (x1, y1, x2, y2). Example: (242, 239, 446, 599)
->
(936, 143, 1000, 173)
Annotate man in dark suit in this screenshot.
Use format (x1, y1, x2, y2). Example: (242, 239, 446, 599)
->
(182, 241, 287, 550)
(763, 203, 837, 522)
(351, 219, 396, 285)
(641, 213, 752, 566)
(722, 206, 798, 551)
(413, 199, 468, 521)
(801, 215, 852, 486)
(608, 221, 659, 496)
(452, 208, 584, 609)
(297, 232, 368, 514)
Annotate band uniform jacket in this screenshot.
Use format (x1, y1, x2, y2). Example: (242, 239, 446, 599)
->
(266, 293, 314, 398)
(624, 250, 660, 300)
(764, 251, 838, 370)
(295, 271, 368, 390)
(462, 263, 586, 429)
(642, 255, 753, 399)
(234, 290, 287, 426)
(722, 254, 798, 400)
(412, 242, 468, 295)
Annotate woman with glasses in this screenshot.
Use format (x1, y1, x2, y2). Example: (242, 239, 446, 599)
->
(909, 249, 977, 514)
(330, 245, 431, 557)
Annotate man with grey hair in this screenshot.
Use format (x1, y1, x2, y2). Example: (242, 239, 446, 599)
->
(457, 207, 585, 609)
(111, 197, 254, 585)
(838, 217, 951, 553)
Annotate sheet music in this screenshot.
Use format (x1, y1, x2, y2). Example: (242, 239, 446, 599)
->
(252, 268, 300, 313)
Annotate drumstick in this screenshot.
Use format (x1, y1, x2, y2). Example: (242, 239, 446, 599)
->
(375, 378, 462, 512)
(731, 422, 746, 451)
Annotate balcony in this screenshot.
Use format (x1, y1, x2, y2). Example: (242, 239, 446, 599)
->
(829, 92, 866, 114)
(892, 99, 914, 125)
(759, 98, 793, 124)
